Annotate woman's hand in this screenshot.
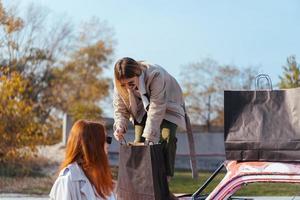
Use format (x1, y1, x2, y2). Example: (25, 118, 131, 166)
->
(144, 139, 154, 145)
(113, 128, 125, 141)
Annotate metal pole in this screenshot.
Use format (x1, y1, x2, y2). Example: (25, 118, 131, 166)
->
(62, 113, 73, 146)
(185, 113, 199, 179)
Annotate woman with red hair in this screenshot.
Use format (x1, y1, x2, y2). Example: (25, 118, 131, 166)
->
(49, 120, 115, 200)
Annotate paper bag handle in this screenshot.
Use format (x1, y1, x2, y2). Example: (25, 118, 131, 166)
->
(253, 74, 273, 102)
(255, 74, 273, 91)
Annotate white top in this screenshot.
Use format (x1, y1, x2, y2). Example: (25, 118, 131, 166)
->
(49, 162, 116, 200)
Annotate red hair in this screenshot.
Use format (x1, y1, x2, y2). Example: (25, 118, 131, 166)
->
(60, 120, 114, 199)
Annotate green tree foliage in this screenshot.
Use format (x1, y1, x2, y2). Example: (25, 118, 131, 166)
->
(279, 55, 300, 89)
(0, 1, 114, 160)
(181, 58, 258, 130)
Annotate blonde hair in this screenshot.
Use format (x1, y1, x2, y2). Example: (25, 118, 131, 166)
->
(114, 57, 143, 105)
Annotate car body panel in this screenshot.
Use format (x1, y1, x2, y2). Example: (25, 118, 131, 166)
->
(178, 161, 300, 200)
(207, 161, 300, 200)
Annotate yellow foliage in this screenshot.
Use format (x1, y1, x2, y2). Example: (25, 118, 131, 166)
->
(0, 68, 43, 162)
(0, 2, 114, 163)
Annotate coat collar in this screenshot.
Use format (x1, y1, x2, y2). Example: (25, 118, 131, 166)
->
(60, 162, 97, 200)
(138, 71, 150, 111)
(128, 71, 149, 114)
(59, 162, 87, 182)
(138, 71, 147, 95)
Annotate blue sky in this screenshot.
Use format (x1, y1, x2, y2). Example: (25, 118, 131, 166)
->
(4, 0, 300, 86)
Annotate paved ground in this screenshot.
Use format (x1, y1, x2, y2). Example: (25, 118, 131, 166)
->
(0, 194, 48, 200)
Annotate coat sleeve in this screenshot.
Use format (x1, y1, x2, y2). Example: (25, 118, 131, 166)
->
(142, 70, 167, 142)
(49, 176, 74, 200)
(113, 87, 130, 132)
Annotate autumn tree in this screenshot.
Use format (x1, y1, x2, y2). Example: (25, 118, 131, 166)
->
(181, 58, 258, 130)
(279, 55, 300, 89)
(49, 18, 114, 122)
(0, 0, 114, 159)
(0, 68, 46, 161)
(0, 1, 114, 122)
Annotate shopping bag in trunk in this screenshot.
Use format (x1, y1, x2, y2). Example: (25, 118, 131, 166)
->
(116, 143, 169, 200)
(224, 74, 300, 161)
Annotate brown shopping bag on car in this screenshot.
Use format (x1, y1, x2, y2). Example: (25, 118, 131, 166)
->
(224, 74, 300, 161)
(116, 142, 170, 200)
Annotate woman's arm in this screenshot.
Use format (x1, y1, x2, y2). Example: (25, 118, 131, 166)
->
(142, 71, 167, 142)
(113, 87, 130, 133)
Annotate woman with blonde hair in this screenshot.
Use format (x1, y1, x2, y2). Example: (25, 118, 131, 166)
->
(113, 57, 187, 181)
(50, 120, 115, 200)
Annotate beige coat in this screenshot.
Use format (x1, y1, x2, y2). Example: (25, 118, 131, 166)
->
(49, 162, 116, 200)
(113, 62, 186, 142)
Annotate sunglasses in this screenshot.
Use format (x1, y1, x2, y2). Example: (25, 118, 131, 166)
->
(106, 136, 112, 144)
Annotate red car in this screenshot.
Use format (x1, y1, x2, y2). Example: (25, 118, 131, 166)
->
(178, 161, 300, 200)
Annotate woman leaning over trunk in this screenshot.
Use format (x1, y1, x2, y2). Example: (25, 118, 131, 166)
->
(113, 57, 187, 180)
